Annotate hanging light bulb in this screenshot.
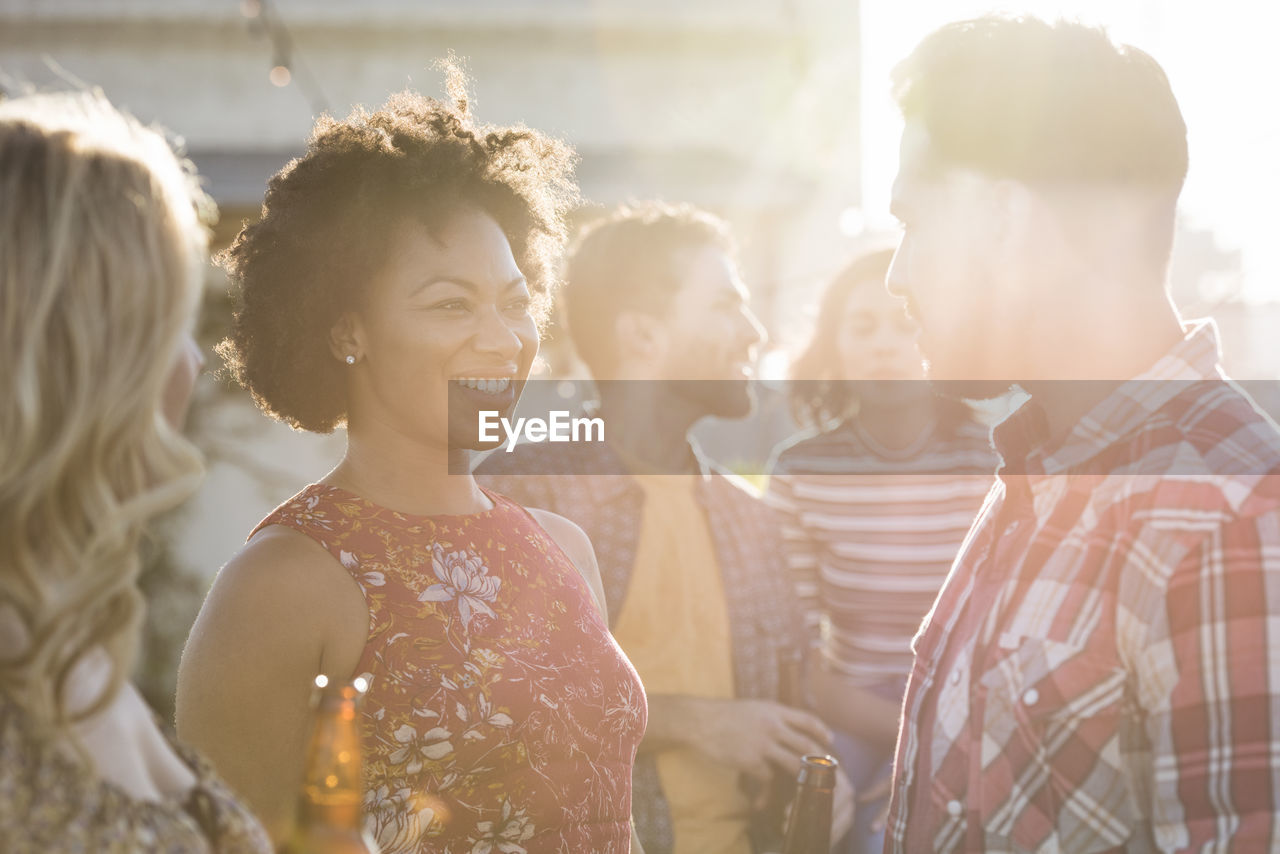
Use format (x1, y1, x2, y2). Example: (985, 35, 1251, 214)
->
(270, 64, 292, 87)
(240, 0, 261, 18)
(838, 206, 866, 238)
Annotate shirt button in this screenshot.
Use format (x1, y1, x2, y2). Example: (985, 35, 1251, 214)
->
(950, 669, 961, 685)
(1022, 688, 1040, 706)
(947, 800, 963, 817)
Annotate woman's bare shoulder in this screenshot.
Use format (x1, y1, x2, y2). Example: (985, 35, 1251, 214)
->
(182, 523, 368, 693)
(215, 524, 361, 605)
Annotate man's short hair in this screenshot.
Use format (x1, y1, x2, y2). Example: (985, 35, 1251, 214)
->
(564, 201, 734, 378)
(892, 16, 1188, 195)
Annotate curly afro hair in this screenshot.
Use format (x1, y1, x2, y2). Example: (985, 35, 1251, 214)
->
(216, 88, 579, 433)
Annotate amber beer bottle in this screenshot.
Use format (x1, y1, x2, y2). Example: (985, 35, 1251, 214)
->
(781, 754, 839, 854)
(279, 675, 380, 854)
(750, 648, 806, 852)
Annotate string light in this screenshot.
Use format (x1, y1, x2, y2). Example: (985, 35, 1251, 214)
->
(241, 0, 330, 113)
(838, 207, 867, 237)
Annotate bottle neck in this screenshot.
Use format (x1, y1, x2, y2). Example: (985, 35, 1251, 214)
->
(297, 694, 365, 832)
(782, 755, 838, 854)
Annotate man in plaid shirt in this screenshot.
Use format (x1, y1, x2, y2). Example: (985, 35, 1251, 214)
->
(881, 15, 1280, 853)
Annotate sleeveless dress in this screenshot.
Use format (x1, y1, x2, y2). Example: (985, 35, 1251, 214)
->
(0, 694, 272, 853)
(256, 484, 646, 854)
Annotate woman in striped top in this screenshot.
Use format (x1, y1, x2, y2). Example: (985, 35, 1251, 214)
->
(765, 247, 995, 854)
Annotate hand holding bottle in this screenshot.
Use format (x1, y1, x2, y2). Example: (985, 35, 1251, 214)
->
(699, 698, 832, 790)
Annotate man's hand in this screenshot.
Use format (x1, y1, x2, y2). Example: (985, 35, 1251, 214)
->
(830, 768, 856, 849)
(642, 694, 833, 798)
(696, 698, 833, 788)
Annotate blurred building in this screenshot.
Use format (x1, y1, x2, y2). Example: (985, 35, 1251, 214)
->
(1, 0, 863, 289)
(1168, 220, 1280, 408)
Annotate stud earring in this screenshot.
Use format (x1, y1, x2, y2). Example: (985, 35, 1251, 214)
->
(345, 355, 356, 365)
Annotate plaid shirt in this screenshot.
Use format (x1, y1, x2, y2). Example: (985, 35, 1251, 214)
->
(887, 321, 1280, 853)
(476, 438, 806, 854)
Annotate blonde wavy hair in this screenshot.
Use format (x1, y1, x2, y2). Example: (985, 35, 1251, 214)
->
(0, 91, 211, 735)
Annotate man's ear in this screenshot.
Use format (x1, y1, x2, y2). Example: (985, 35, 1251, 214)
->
(614, 310, 665, 365)
(990, 178, 1038, 249)
(328, 311, 364, 365)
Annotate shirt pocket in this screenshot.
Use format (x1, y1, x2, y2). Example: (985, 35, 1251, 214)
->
(977, 635, 1137, 853)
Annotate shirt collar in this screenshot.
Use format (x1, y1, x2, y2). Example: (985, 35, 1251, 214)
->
(993, 318, 1224, 479)
(584, 423, 716, 504)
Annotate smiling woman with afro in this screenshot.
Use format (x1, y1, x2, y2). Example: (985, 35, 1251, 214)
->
(177, 81, 651, 854)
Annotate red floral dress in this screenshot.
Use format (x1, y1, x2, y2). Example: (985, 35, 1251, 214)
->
(255, 485, 646, 854)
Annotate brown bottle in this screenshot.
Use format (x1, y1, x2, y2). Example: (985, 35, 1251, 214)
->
(279, 676, 380, 854)
(753, 648, 806, 851)
(781, 754, 838, 854)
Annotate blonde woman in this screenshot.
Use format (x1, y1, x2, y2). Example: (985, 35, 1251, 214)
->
(0, 92, 271, 852)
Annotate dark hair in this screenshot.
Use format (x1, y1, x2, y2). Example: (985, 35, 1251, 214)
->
(892, 16, 1187, 193)
(563, 201, 734, 378)
(217, 88, 578, 432)
(788, 247, 968, 431)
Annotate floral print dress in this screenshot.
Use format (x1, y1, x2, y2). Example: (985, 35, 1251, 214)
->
(256, 485, 646, 854)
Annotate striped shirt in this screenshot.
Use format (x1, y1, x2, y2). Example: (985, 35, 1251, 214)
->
(887, 320, 1280, 853)
(766, 416, 997, 686)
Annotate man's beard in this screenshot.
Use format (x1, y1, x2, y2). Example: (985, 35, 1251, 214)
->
(669, 378, 756, 420)
(926, 374, 1016, 402)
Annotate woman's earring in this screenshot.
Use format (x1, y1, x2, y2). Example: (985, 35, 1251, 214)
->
(345, 355, 356, 365)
